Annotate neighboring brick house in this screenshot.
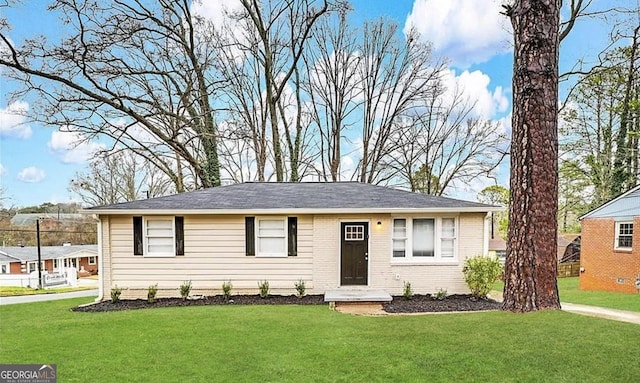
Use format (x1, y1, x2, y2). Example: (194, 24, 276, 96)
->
(579, 185, 640, 293)
(0, 245, 99, 276)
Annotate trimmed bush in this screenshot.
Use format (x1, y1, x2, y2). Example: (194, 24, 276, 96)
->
(147, 283, 158, 303)
(258, 280, 269, 298)
(434, 288, 447, 301)
(403, 281, 413, 300)
(294, 279, 306, 298)
(222, 281, 233, 301)
(462, 255, 502, 299)
(110, 286, 122, 303)
(179, 280, 192, 300)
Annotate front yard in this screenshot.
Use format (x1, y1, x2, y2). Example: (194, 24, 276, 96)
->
(494, 277, 640, 312)
(1, 297, 639, 382)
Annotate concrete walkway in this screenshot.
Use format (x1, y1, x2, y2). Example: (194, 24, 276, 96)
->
(561, 303, 640, 325)
(0, 289, 98, 305)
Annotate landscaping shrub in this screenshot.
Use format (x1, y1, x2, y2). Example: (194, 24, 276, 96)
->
(434, 288, 448, 301)
(462, 255, 502, 299)
(110, 286, 122, 303)
(222, 281, 232, 301)
(258, 280, 269, 298)
(403, 281, 413, 300)
(294, 279, 306, 298)
(179, 280, 192, 300)
(147, 283, 158, 303)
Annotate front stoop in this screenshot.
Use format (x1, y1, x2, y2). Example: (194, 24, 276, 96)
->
(324, 290, 392, 316)
(324, 289, 392, 303)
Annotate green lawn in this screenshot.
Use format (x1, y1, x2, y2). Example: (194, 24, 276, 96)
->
(2, 298, 640, 382)
(494, 277, 640, 312)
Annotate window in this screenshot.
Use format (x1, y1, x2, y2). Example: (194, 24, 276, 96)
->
(133, 216, 184, 257)
(28, 261, 44, 273)
(615, 222, 633, 250)
(413, 218, 435, 257)
(257, 218, 286, 257)
(1, 264, 7, 274)
(392, 219, 407, 257)
(246, 217, 298, 257)
(88, 256, 96, 265)
(441, 218, 456, 258)
(53, 259, 60, 269)
(345, 225, 365, 241)
(392, 217, 457, 261)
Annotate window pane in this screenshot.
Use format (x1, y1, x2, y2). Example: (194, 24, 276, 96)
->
(148, 243, 174, 253)
(619, 223, 633, 235)
(259, 220, 285, 236)
(393, 239, 406, 257)
(442, 218, 455, 238)
(393, 219, 406, 237)
(413, 219, 434, 257)
(441, 239, 455, 258)
(259, 237, 286, 253)
(618, 236, 633, 248)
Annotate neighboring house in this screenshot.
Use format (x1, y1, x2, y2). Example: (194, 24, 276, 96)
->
(0, 245, 99, 276)
(580, 185, 640, 293)
(488, 238, 506, 264)
(85, 182, 500, 300)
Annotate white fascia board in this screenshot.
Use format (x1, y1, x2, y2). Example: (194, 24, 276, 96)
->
(84, 206, 503, 215)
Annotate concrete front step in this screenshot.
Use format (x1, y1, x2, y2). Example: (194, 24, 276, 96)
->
(324, 289, 392, 303)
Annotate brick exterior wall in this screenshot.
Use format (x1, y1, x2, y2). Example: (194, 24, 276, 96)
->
(580, 217, 640, 293)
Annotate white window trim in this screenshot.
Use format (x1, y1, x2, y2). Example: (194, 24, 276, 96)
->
(391, 216, 458, 263)
(1, 263, 8, 274)
(27, 261, 44, 273)
(143, 216, 176, 257)
(88, 256, 97, 265)
(255, 216, 288, 258)
(614, 221, 633, 251)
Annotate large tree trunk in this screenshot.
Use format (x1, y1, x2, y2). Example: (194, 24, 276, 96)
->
(502, 0, 561, 312)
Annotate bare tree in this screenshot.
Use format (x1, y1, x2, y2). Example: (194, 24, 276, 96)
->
(0, 0, 222, 191)
(356, 23, 442, 184)
(235, 0, 333, 181)
(70, 150, 174, 206)
(304, 8, 361, 181)
(502, 0, 561, 312)
(390, 83, 508, 196)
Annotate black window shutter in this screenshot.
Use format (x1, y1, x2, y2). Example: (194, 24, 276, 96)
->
(288, 217, 297, 256)
(175, 216, 184, 256)
(133, 216, 143, 256)
(245, 217, 255, 256)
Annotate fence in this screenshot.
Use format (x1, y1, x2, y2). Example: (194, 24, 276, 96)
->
(558, 261, 580, 278)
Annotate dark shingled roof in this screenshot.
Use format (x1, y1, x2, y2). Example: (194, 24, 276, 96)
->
(86, 182, 497, 213)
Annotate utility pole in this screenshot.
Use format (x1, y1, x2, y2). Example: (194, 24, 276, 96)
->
(36, 219, 42, 289)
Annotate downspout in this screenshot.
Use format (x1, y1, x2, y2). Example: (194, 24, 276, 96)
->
(95, 215, 103, 302)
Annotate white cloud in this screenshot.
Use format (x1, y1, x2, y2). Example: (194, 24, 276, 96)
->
(0, 163, 6, 176)
(191, 0, 244, 27)
(48, 130, 105, 164)
(441, 68, 509, 119)
(0, 101, 33, 139)
(17, 166, 45, 183)
(404, 0, 511, 67)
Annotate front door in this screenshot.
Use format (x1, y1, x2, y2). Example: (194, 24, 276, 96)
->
(340, 222, 369, 285)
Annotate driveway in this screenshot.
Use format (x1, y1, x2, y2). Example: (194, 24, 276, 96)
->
(0, 289, 98, 305)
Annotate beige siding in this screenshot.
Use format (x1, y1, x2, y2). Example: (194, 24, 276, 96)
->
(106, 215, 313, 299)
(102, 212, 488, 299)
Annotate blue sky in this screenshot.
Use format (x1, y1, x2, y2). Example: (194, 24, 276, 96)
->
(0, 0, 635, 207)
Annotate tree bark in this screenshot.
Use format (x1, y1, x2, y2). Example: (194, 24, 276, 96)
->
(503, 0, 561, 312)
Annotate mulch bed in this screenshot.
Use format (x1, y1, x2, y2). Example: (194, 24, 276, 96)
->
(72, 293, 500, 313)
(383, 294, 501, 313)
